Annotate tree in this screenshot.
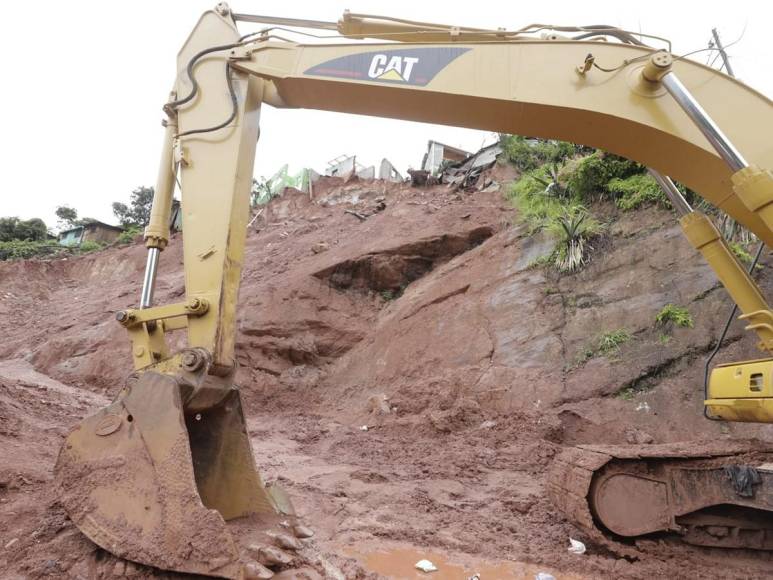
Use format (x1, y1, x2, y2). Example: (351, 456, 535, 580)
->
(0, 217, 48, 241)
(112, 186, 153, 227)
(55, 205, 79, 230)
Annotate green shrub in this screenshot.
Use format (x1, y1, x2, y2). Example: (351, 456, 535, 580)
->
(608, 173, 668, 211)
(656, 304, 693, 328)
(729, 241, 753, 265)
(117, 227, 142, 245)
(500, 135, 575, 171)
(567, 152, 642, 202)
(0, 240, 64, 261)
(509, 166, 603, 273)
(0, 238, 106, 260)
(508, 172, 568, 233)
(78, 240, 104, 253)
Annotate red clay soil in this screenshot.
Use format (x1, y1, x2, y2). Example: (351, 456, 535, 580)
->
(1, 171, 772, 579)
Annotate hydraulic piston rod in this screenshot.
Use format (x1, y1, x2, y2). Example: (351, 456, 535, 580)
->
(140, 247, 160, 309)
(660, 73, 747, 172)
(648, 169, 692, 216)
(643, 52, 773, 237)
(641, 52, 747, 171)
(139, 112, 178, 310)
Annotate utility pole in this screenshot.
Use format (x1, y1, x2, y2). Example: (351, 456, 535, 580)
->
(711, 28, 735, 77)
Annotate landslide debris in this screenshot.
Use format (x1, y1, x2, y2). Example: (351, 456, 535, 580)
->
(1, 156, 771, 579)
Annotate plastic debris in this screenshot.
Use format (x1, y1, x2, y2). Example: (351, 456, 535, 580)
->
(415, 559, 438, 573)
(359, 425, 369, 431)
(467, 574, 481, 580)
(568, 538, 586, 555)
(635, 401, 651, 412)
(535, 573, 555, 580)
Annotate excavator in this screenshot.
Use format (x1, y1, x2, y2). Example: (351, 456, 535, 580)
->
(54, 3, 773, 577)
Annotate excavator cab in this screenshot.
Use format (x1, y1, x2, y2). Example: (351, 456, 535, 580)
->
(706, 358, 773, 422)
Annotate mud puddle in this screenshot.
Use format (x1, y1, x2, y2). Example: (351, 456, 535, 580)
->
(343, 543, 585, 579)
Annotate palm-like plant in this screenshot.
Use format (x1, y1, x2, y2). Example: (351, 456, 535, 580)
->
(532, 163, 569, 198)
(548, 206, 602, 272)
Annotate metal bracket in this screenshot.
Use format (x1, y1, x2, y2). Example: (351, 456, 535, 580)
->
(576, 53, 594, 76)
(116, 298, 209, 329)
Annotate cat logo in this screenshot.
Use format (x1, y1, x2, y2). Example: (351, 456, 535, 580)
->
(304, 47, 471, 87)
(367, 54, 419, 82)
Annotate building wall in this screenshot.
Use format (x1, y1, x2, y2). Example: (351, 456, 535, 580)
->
(422, 142, 470, 174)
(83, 226, 122, 244)
(326, 156, 356, 176)
(58, 228, 83, 247)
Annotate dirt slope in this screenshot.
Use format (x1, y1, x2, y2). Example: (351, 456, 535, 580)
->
(1, 172, 772, 579)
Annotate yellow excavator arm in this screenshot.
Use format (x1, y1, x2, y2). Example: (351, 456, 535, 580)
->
(54, 4, 773, 577)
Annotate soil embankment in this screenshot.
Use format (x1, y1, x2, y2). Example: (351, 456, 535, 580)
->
(1, 173, 772, 578)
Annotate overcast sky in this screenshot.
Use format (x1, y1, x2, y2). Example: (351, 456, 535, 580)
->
(2, 1, 771, 229)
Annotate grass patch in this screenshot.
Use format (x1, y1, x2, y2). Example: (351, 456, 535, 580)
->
(575, 328, 632, 365)
(527, 254, 553, 270)
(598, 329, 632, 355)
(508, 175, 603, 274)
(656, 304, 693, 328)
(608, 173, 668, 211)
(508, 168, 569, 233)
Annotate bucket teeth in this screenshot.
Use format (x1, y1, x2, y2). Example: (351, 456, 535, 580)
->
(290, 524, 315, 539)
(248, 545, 294, 566)
(268, 532, 303, 551)
(243, 562, 275, 579)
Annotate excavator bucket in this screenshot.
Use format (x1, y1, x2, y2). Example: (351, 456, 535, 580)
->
(55, 371, 291, 578)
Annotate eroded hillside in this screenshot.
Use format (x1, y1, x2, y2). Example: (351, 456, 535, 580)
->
(1, 167, 772, 579)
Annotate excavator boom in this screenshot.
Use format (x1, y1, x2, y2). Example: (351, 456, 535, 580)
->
(54, 4, 773, 576)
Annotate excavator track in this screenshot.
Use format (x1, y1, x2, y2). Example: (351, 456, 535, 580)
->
(548, 442, 773, 553)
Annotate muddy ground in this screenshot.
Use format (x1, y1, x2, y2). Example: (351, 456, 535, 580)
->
(1, 170, 772, 579)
